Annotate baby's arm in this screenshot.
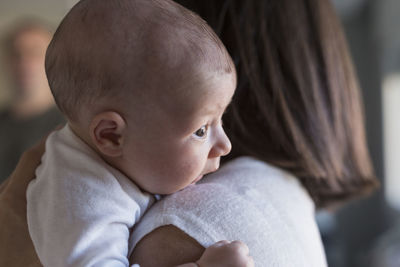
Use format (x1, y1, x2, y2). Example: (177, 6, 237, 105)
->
(27, 168, 142, 267)
(26, 128, 153, 266)
(130, 225, 254, 267)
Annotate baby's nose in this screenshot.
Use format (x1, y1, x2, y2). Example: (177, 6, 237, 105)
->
(219, 132, 232, 156)
(209, 128, 231, 158)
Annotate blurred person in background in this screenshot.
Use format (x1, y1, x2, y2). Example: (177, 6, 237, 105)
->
(0, 19, 64, 182)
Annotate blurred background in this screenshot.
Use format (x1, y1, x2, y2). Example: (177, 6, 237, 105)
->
(0, 0, 399, 266)
(0, 0, 69, 181)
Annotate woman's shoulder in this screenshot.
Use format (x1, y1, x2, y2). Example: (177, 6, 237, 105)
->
(137, 156, 313, 221)
(130, 157, 326, 266)
(132, 157, 315, 234)
(198, 156, 314, 208)
(206, 156, 300, 186)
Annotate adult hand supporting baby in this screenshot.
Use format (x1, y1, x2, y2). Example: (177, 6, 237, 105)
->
(0, 136, 47, 267)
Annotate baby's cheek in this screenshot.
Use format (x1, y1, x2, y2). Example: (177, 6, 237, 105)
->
(185, 157, 205, 179)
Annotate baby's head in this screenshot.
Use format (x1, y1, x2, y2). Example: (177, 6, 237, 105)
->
(46, 0, 236, 194)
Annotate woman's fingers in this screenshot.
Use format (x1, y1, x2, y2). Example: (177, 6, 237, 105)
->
(0, 127, 63, 267)
(0, 178, 10, 194)
(1, 137, 46, 216)
(9, 134, 47, 189)
(1, 125, 64, 210)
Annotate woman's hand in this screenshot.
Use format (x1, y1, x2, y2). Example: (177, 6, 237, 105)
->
(0, 136, 47, 267)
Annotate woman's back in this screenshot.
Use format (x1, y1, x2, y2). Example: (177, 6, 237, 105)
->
(131, 157, 327, 266)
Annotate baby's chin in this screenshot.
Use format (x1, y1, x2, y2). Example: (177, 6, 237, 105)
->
(147, 169, 218, 195)
(146, 182, 193, 196)
(157, 175, 204, 195)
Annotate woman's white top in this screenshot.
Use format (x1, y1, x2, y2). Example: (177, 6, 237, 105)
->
(130, 157, 327, 267)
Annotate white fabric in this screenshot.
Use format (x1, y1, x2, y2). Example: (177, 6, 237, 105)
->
(130, 157, 328, 267)
(27, 125, 153, 267)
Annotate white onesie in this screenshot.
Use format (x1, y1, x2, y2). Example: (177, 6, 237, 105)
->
(27, 125, 153, 267)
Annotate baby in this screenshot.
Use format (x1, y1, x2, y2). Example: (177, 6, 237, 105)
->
(26, 0, 251, 266)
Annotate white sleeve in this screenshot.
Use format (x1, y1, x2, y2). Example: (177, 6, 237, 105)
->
(27, 127, 152, 267)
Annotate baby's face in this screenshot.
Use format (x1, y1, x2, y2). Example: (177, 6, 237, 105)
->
(119, 72, 236, 194)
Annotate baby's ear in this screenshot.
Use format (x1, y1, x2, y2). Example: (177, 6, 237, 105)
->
(89, 111, 126, 157)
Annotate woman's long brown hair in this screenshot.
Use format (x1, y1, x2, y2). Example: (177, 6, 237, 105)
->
(176, 0, 379, 208)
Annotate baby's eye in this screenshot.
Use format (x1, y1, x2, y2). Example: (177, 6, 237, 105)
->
(193, 125, 208, 138)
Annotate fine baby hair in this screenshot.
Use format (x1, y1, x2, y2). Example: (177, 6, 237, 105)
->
(45, 0, 234, 122)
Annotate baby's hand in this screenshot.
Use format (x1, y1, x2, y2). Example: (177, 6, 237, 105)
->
(196, 240, 254, 267)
